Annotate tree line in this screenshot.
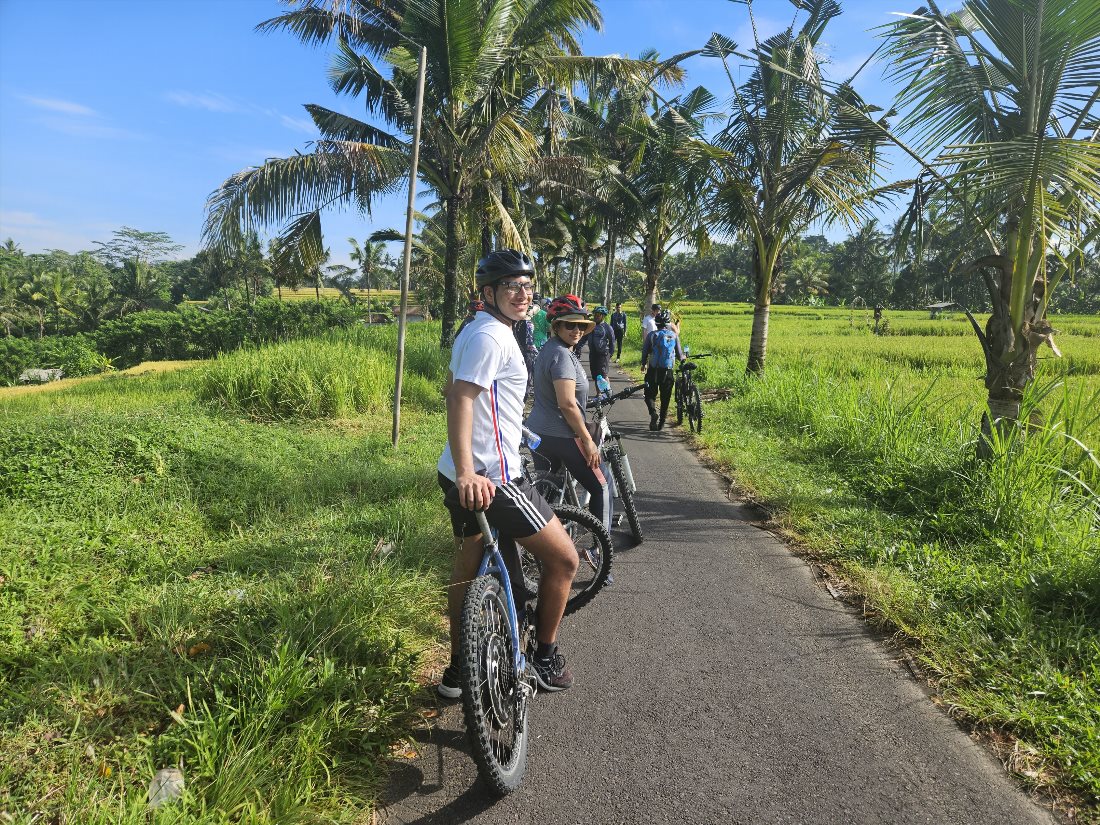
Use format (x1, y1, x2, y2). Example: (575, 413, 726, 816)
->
(0, 228, 406, 340)
(204, 0, 1099, 425)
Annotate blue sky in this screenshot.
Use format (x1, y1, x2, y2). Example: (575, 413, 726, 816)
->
(0, 0, 913, 268)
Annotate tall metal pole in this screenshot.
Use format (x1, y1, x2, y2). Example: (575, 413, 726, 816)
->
(392, 45, 428, 447)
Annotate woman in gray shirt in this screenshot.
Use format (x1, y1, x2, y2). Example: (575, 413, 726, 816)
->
(525, 295, 611, 532)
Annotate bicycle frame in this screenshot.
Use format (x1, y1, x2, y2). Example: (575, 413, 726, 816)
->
(589, 389, 639, 495)
(473, 510, 528, 677)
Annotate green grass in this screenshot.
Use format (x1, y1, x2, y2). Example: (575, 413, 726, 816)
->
(197, 328, 446, 420)
(624, 304, 1100, 812)
(0, 324, 452, 823)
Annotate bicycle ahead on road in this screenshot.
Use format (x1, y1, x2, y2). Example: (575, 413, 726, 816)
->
(674, 352, 712, 433)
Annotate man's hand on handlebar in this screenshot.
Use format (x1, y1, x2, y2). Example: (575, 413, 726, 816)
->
(456, 472, 495, 511)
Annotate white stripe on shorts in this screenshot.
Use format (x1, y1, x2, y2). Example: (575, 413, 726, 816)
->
(498, 482, 548, 532)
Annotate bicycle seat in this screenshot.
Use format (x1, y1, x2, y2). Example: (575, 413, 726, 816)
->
(680, 361, 697, 371)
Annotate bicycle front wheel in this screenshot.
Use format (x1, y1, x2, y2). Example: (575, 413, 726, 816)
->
(688, 384, 704, 433)
(609, 451, 643, 544)
(459, 575, 529, 796)
(519, 505, 613, 615)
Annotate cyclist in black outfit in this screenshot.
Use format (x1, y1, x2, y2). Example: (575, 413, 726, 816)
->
(609, 303, 627, 359)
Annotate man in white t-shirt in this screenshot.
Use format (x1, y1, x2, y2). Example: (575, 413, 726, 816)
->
(436, 249, 578, 698)
(641, 303, 660, 340)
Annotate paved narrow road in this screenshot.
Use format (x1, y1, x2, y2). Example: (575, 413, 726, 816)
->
(381, 371, 1054, 825)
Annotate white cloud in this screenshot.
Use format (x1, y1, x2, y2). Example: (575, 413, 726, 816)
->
(20, 96, 97, 116)
(166, 91, 320, 136)
(279, 114, 318, 135)
(165, 90, 241, 113)
(36, 116, 145, 140)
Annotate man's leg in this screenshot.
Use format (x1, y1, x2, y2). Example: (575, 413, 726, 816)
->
(517, 517, 578, 649)
(643, 372, 659, 430)
(614, 329, 623, 358)
(591, 354, 609, 383)
(447, 534, 485, 660)
(657, 368, 674, 428)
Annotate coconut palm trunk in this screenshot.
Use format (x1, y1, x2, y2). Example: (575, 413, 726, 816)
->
(747, 300, 771, 374)
(441, 195, 465, 346)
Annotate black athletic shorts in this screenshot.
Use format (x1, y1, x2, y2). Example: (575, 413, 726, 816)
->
(438, 472, 554, 539)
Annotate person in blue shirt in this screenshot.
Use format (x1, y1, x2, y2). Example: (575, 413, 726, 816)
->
(580, 305, 615, 383)
(640, 309, 687, 431)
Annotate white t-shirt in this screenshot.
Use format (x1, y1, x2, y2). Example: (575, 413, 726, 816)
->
(438, 312, 527, 485)
(641, 314, 657, 339)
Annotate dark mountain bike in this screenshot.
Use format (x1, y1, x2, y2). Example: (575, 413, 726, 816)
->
(675, 352, 712, 433)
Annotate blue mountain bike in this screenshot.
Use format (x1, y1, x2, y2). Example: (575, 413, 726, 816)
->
(459, 509, 535, 796)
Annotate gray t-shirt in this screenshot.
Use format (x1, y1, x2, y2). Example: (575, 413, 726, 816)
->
(525, 336, 588, 439)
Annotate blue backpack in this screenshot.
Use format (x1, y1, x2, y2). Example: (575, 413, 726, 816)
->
(648, 329, 677, 369)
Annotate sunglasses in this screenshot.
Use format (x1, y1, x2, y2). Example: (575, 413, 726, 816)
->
(497, 280, 535, 295)
(558, 321, 589, 331)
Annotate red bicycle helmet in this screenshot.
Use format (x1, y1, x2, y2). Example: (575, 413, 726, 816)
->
(546, 294, 589, 322)
(546, 295, 595, 335)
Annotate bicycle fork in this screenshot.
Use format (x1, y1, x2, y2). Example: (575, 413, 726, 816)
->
(609, 437, 638, 494)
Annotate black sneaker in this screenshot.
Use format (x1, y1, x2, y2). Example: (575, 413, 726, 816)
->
(531, 651, 573, 692)
(437, 664, 461, 699)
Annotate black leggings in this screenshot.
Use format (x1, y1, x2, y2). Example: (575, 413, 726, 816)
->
(644, 367, 674, 422)
(590, 353, 611, 383)
(532, 434, 611, 532)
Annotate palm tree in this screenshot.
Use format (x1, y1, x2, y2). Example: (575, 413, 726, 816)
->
(832, 219, 891, 305)
(786, 251, 830, 301)
(110, 258, 171, 317)
(562, 56, 709, 310)
(204, 0, 655, 347)
(348, 237, 387, 321)
(704, 0, 899, 374)
(881, 0, 1100, 425)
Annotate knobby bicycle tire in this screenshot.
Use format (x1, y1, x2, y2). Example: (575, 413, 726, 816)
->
(459, 575, 529, 796)
(688, 384, 704, 433)
(518, 504, 613, 615)
(609, 451, 643, 544)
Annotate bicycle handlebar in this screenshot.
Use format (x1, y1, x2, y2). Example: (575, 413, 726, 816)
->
(586, 384, 644, 409)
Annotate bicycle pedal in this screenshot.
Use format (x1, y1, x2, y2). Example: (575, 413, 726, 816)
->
(613, 514, 624, 527)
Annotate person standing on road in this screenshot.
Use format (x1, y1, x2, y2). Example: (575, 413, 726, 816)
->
(610, 302, 627, 360)
(525, 295, 611, 534)
(641, 309, 687, 431)
(641, 303, 660, 342)
(514, 304, 537, 396)
(437, 249, 578, 699)
(581, 305, 615, 382)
